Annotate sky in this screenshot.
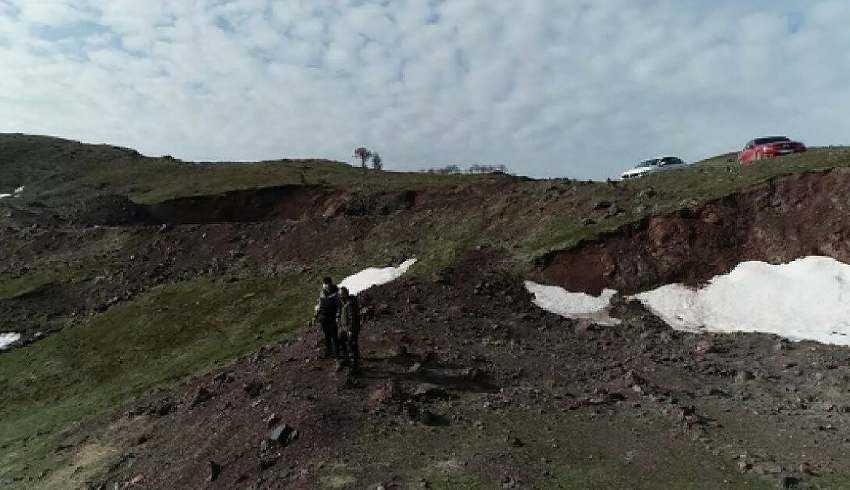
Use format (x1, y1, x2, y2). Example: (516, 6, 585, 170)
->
(1, 1, 849, 179)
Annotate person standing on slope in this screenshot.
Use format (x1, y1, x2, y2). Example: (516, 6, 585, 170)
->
(337, 286, 362, 373)
(315, 276, 340, 359)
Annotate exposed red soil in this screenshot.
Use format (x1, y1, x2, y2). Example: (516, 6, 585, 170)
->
(538, 168, 850, 294)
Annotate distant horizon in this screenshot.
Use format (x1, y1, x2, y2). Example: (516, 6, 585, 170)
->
(2, 2, 848, 179)
(10, 131, 850, 181)
(4, 131, 755, 179)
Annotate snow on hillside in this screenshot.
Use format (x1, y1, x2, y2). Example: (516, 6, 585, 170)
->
(0, 186, 24, 199)
(340, 259, 417, 294)
(634, 257, 850, 345)
(524, 281, 620, 326)
(0, 332, 21, 350)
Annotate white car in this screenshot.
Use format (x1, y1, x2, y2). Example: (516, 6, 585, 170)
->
(620, 156, 686, 180)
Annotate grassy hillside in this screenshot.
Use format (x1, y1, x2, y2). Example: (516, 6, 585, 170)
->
(0, 275, 314, 483)
(2, 134, 850, 486)
(0, 133, 487, 205)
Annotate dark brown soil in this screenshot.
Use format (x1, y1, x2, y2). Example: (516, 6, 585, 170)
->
(143, 186, 335, 224)
(80, 249, 850, 489)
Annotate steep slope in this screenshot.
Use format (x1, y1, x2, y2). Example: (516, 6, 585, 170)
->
(538, 167, 850, 294)
(3, 134, 850, 488)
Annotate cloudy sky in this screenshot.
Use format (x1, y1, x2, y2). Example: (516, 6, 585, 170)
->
(1, 1, 849, 179)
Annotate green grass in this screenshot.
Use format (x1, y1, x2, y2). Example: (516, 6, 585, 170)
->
(123, 161, 480, 204)
(0, 274, 316, 483)
(426, 473, 487, 489)
(4, 135, 850, 487)
(519, 147, 850, 257)
(0, 255, 100, 300)
(0, 271, 57, 300)
(550, 462, 774, 490)
(0, 134, 493, 206)
(6, 136, 850, 264)
(808, 473, 850, 489)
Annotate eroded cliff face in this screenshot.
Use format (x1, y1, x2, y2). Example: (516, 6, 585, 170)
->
(538, 167, 850, 294)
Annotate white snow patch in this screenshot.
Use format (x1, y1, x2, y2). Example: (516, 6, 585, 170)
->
(340, 258, 417, 294)
(0, 186, 24, 199)
(0, 332, 21, 350)
(633, 256, 850, 345)
(524, 281, 621, 325)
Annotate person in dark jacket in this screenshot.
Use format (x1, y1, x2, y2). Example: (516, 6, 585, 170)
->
(314, 277, 340, 358)
(337, 286, 361, 372)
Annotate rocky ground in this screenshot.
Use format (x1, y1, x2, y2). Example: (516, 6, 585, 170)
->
(5, 136, 850, 488)
(49, 249, 850, 489)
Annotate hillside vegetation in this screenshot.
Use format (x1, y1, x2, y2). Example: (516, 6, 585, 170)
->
(3, 134, 850, 488)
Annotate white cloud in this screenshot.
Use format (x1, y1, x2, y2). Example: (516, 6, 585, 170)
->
(11, 0, 91, 25)
(1, 1, 849, 178)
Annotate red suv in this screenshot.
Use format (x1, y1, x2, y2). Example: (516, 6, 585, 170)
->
(737, 136, 806, 165)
